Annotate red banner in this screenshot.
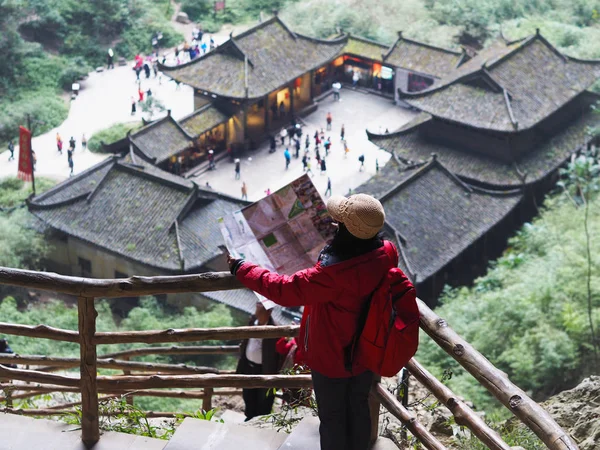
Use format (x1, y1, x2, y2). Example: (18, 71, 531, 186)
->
(18, 126, 33, 182)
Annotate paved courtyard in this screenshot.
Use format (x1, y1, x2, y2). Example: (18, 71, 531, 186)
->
(193, 89, 417, 201)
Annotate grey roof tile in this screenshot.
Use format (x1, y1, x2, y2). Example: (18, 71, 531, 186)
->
(129, 116, 192, 164)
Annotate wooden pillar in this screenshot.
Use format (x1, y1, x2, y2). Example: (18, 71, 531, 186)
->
(369, 375, 381, 445)
(289, 85, 295, 117)
(242, 102, 249, 147)
(310, 70, 315, 100)
(202, 387, 213, 411)
(78, 296, 99, 446)
(122, 356, 134, 406)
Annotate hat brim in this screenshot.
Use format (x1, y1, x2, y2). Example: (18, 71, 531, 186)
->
(327, 195, 348, 223)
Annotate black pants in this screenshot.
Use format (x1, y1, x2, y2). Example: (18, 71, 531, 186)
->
(240, 359, 275, 421)
(311, 370, 374, 450)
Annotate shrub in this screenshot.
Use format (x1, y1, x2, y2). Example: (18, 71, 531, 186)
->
(87, 122, 143, 153)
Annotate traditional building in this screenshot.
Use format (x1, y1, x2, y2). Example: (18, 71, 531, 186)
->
(355, 156, 523, 302)
(28, 154, 248, 279)
(369, 32, 600, 192)
(148, 16, 462, 175)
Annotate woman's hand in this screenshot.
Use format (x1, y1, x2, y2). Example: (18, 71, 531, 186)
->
(227, 254, 237, 271)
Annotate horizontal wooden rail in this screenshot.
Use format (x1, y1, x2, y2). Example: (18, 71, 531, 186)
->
(0, 365, 312, 390)
(0, 385, 241, 402)
(100, 345, 240, 359)
(0, 408, 197, 418)
(417, 299, 579, 450)
(406, 359, 512, 450)
(374, 383, 447, 450)
(0, 267, 243, 298)
(0, 322, 79, 342)
(93, 325, 299, 345)
(0, 354, 220, 374)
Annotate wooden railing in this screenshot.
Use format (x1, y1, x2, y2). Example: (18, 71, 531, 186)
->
(0, 267, 579, 449)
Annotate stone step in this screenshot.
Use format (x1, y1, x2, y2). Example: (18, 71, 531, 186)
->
(220, 410, 246, 424)
(277, 416, 399, 450)
(163, 417, 287, 450)
(0, 413, 166, 450)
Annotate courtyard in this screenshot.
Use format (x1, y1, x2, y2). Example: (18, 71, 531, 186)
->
(193, 89, 417, 201)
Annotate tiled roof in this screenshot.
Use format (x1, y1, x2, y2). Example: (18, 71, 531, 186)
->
(353, 157, 420, 198)
(29, 158, 246, 272)
(383, 33, 463, 78)
(373, 159, 522, 283)
(180, 104, 229, 137)
(400, 34, 600, 131)
(342, 35, 387, 62)
(129, 115, 192, 164)
(199, 290, 292, 325)
(369, 104, 599, 189)
(161, 17, 346, 100)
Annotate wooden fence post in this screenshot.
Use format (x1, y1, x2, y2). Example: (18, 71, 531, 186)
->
(369, 375, 382, 445)
(202, 387, 213, 411)
(78, 296, 99, 446)
(122, 356, 134, 406)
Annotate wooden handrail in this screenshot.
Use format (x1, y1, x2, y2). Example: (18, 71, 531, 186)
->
(0, 267, 242, 297)
(417, 299, 579, 450)
(0, 354, 221, 374)
(374, 383, 448, 450)
(0, 267, 579, 450)
(100, 345, 240, 359)
(406, 359, 512, 450)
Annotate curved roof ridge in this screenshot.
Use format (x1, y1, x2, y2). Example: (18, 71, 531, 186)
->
(114, 159, 193, 192)
(345, 33, 389, 48)
(28, 192, 91, 210)
(31, 156, 117, 203)
(367, 113, 432, 140)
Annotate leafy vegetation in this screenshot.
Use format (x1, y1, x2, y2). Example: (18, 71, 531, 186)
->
(416, 154, 600, 412)
(87, 122, 143, 153)
(0, 0, 182, 144)
(0, 177, 56, 270)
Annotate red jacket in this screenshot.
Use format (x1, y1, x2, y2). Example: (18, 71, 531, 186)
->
(235, 241, 398, 378)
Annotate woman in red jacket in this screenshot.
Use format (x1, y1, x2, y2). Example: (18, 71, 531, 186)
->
(228, 193, 397, 450)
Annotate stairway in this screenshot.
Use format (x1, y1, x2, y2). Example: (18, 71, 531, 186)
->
(164, 415, 399, 450)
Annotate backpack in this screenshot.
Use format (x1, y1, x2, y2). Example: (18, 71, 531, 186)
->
(358, 155, 365, 163)
(345, 267, 420, 377)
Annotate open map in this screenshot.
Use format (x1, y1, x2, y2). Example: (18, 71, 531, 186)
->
(219, 175, 335, 275)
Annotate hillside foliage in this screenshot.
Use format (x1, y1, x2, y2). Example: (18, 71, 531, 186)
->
(416, 163, 600, 412)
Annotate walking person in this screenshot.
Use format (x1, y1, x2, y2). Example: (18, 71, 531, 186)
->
(241, 182, 248, 200)
(69, 136, 76, 151)
(284, 148, 291, 170)
(295, 137, 301, 159)
(269, 134, 276, 153)
(208, 149, 216, 170)
(67, 148, 74, 177)
(315, 147, 321, 165)
(340, 124, 345, 142)
(344, 141, 350, 158)
(306, 158, 314, 177)
(107, 48, 114, 69)
(236, 299, 281, 421)
(332, 81, 341, 101)
(81, 134, 87, 150)
(352, 70, 360, 87)
(56, 133, 63, 154)
(358, 154, 365, 172)
(235, 158, 241, 180)
(320, 158, 327, 175)
(324, 137, 331, 156)
(280, 128, 287, 146)
(228, 193, 396, 450)
(324, 177, 332, 196)
(305, 134, 310, 151)
(326, 112, 332, 131)
(302, 153, 308, 172)
(131, 97, 137, 115)
(7, 140, 15, 161)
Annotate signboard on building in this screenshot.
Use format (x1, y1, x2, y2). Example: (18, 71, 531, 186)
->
(219, 175, 335, 275)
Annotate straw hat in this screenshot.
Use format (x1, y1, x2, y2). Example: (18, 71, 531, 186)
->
(327, 194, 385, 239)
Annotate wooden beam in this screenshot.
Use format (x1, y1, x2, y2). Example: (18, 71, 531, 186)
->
(100, 345, 240, 359)
(0, 354, 221, 374)
(93, 325, 299, 345)
(0, 408, 197, 418)
(78, 296, 99, 446)
(407, 359, 512, 450)
(0, 322, 78, 342)
(417, 299, 579, 450)
(374, 383, 448, 450)
(0, 268, 243, 298)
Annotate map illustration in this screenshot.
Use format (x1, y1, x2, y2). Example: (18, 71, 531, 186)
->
(219, 175, 335, 275)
